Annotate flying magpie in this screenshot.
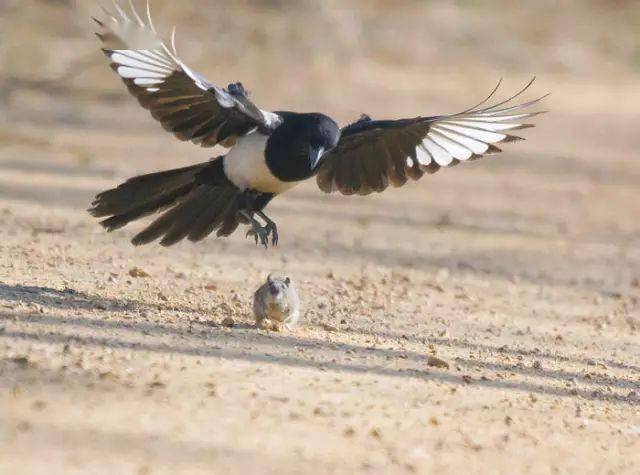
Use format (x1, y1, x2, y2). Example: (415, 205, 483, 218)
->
(89, 1, 548, 248)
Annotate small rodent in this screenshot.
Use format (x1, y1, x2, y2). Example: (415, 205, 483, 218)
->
(253, 274, 301, 331)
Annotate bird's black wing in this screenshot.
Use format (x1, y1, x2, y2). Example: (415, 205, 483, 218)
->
(94, 1, 281, 147)
(317, 79, 547, 195)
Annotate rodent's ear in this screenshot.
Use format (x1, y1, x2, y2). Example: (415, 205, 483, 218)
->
(284, 277, 291, 286)
(267, 274, 274, 284)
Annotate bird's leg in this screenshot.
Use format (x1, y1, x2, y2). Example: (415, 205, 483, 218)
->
(240, 210, 269, 248)
(256, 211, 278, 246)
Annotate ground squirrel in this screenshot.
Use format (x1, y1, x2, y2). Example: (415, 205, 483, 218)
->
(253, 275, 300, 331)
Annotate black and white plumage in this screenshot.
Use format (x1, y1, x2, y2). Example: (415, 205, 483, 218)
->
(89, 1, 548, 248)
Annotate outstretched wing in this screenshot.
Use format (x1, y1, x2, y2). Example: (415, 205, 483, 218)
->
(317, 79, 548, 195)
(94, 1, 281, 147)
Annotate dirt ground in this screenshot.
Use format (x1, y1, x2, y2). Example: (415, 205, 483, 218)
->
(0, 1, 639, 474)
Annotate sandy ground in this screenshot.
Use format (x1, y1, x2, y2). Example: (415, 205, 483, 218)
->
(1, 1, 640, 474)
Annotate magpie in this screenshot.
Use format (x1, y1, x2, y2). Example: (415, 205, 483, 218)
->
(89, 1, 548, 248)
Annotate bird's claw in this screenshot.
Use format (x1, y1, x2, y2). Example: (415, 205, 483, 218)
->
(246, 225, 269, 248)
(265, 222, 278, 246)
(244, 214, 278, 248)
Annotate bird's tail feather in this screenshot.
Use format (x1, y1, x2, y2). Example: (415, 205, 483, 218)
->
(89, 159, 244, 246)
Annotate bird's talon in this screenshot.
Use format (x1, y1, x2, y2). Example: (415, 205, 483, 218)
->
(263, 222, 279, 247)
(245, 229, 259, 245)
(246, 222, 270, 248)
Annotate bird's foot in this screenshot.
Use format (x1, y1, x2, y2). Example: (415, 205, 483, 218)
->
(257, 211, 278, 246)
(245, 222, 270, 248)
(241, 210, 278, 248)
(264, 221, 278, 246)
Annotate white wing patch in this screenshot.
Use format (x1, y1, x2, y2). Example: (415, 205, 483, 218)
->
(110, 48, 177, 94)
(412, 79, 547, 168)
(262, 110, 284, 128)
(96, 1, 246, 106)
(96, 1, 185, 95)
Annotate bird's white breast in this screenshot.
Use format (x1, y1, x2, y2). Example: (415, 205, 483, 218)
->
(223, 132, 298, 194)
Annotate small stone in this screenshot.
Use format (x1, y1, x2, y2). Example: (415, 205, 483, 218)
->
(320, 322, 339, 332)
(221, 316, 236, 328)
(344, 427, 356, 437)
(11, 356, 30, 368)
(313, 406, 331, 417)
(427, 356, 450, 369)
(370, 428, 382, 439)
(462, 375, 473, 384)
(532, 360, 542, 370)
(128, 267, 150, 278)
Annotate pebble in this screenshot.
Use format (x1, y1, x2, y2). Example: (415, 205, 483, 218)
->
(221, 316, 236, 328)
(320, 322, 339, 332)
(11, 356, 30, 368)
(343, 427, 356, 437)
(128, 267, 150, 278)
(427, 356, 450, 369)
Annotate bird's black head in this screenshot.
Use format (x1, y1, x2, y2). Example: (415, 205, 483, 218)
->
(306, 113, 341, 164)
(265, 112, 341, 183)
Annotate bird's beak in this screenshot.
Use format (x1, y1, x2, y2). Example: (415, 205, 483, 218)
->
(309, 146, 325, 170)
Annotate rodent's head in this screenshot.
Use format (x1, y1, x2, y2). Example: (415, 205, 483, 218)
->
(267, 274, 291, 302)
